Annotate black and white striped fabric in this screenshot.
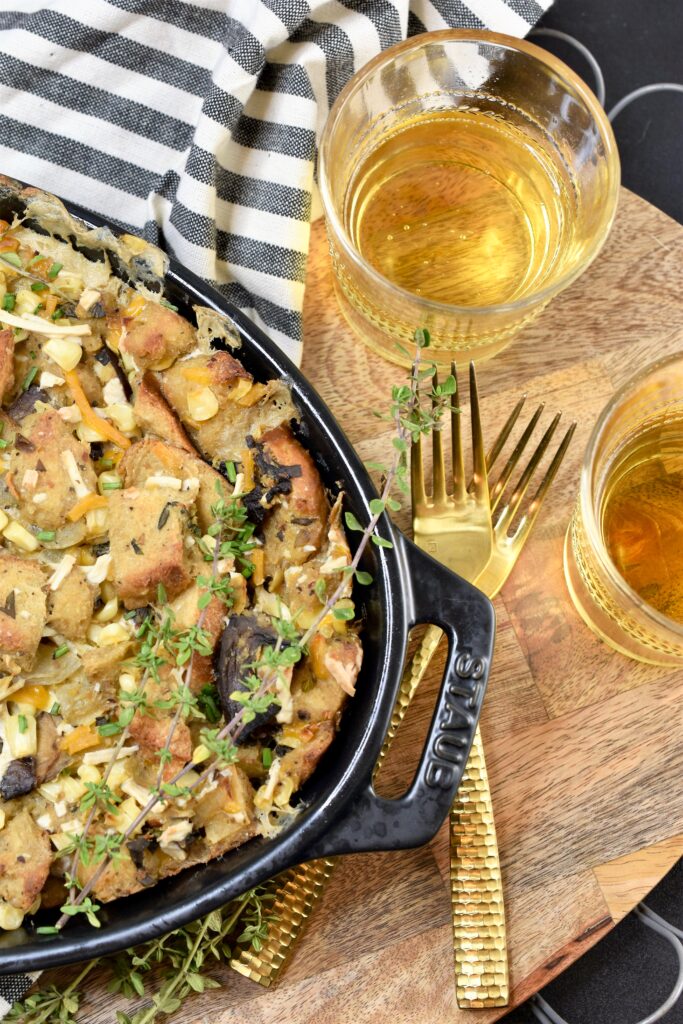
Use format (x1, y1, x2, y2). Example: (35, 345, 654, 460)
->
(0, 0, 549, 1013)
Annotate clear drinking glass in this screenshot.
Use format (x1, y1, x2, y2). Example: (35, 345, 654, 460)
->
(318, 29, 620, 367)
(564, 353, 683, 666)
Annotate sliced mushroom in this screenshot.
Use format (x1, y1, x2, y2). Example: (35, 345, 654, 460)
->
(35, 711, 64, 784)
(216, 613, 280, 743)
(0, 756, 36, 800)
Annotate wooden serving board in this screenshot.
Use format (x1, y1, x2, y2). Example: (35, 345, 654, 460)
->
(61, 188, 683, 1023)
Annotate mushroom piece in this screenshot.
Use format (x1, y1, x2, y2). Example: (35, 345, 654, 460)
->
(216, 613, 280, 743)
(7, 385, 51, 421)
(35, 712, 64, 784)
(0, 756, 37, 800)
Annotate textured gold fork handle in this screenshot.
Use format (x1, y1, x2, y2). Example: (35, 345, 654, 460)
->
(229, 624, 444, 986)
(451, 724, 509, 1008)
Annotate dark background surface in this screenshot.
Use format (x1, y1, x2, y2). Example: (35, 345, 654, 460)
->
(505, 1, 682, 1020)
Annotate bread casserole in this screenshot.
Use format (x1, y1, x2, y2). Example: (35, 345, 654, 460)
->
(0, 178, 363, 931)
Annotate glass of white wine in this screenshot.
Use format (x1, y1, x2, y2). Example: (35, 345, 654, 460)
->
(564, 352, 683, 666)
(318, 29, 620, 366)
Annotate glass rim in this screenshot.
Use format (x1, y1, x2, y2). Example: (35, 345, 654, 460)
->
(318, 27, 621, 319)
(579, 349, 683, 639)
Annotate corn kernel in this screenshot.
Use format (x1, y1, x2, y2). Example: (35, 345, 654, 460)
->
(118, 673, 137, 693)
(61, 775, 87, 803)
(2, 519, 38, 551)
(107, 761, 129, 790)
(187, 386, 218, 422)
(43, 337, 82, 372)
(77, 764, 101, 785)
(94, 596, 119, 623)
(0, 510, 8, 532)
(0, 809, 5, 830)
(105, 403, 136, 433)
(112, 796, 139, 831)
(192, 743, 211, 765)
(98, 621, 129, 646)
(76, 420, 106, 443)
(226, 378, 252, 403)
(0, 900, 24, 930)
(15, 289, 37, 317)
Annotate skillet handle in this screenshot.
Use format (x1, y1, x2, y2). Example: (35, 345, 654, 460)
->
(304, 532, 495, 857)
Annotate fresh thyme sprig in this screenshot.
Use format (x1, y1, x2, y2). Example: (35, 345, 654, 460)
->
(9, 888, 273, 1024)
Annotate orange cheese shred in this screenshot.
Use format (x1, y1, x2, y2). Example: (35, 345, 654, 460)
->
(60, 724, 100, 755)
(66, 492, 108, 522)
(64, 370, 131, 449)
(10, 684, 51, 710)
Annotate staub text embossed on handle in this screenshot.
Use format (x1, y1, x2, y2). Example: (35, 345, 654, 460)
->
(426, 656, 487, 790)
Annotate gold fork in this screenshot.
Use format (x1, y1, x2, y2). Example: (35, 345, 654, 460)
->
(412, 362, 493, 581)
(411, 379, 575, 1009)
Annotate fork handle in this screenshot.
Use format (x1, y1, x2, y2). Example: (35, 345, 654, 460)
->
(451, 723, 509, 1008)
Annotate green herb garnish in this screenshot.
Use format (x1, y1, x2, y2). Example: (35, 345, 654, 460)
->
(37, 530, 56, 542)
(31, 281, 47, 292)
(2, 292, 15, 311)
(17, 714, 28, 734)
(22, 365, 38, 391)
(53, 644, 69, 659)
(48, 261, 63, 279)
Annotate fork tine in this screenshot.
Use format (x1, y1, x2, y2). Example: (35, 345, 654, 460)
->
(432, 369, 447, 504)
(469, 363, 489, 505)
(411, 432, 426, 510)
(486, 394, 527, 472)
(495, 412, 561, 532)
(513, 422, 577, 543)
(451, 363, 466, 503)
(490, 402, 545, 513)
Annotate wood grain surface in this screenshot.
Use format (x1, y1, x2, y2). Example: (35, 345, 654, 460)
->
(49, 188, 683, 1023)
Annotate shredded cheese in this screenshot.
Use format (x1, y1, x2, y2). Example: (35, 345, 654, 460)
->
(81, 552, 111, 585)
(0, 309, 91, 336)
(66, 492, 107, 522)
(61, 449, 90, 498)
(64, 370, 131, 449)
(48, 554, 76, 592)
(145, 475, 182, 490)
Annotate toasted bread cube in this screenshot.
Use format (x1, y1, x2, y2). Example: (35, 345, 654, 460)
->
(119, 438, 225, 533)
(0, 328, 14, 401)
(133, 372, 195, 453)
(0, 809, 51, 913)
(117, 299, 196, 371)
(108, 486, 195, 606)
(0, 555, 47, 672)
(8, 408, 96, 531)
(47, 566, 95, 641)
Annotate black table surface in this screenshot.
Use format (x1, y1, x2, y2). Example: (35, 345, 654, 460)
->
(505, 1, 683, 1021)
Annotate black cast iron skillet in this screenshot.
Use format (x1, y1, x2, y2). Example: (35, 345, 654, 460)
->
(0, 190, 495, 973)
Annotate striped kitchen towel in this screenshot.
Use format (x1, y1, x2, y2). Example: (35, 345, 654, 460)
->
(0, 0, 550, 1014)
